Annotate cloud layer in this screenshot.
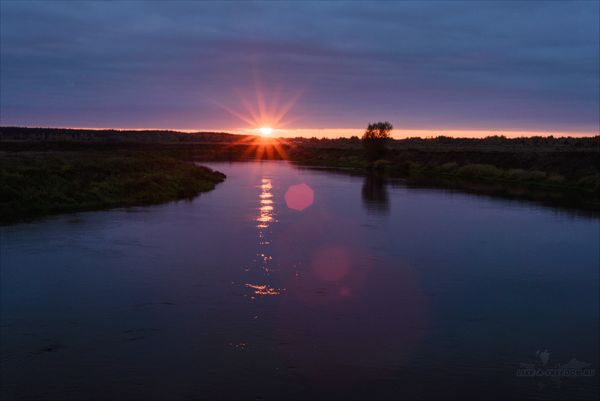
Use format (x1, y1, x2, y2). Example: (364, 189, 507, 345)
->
(1, 1, 598, 135)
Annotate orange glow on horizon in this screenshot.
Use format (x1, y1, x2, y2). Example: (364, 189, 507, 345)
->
(234, 127, 598, 139)
(24, 125, 597, 139)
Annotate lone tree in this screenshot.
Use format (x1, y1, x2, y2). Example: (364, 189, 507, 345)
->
(362, 121, 393, 161)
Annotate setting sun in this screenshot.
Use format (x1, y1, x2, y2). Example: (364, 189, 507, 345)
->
(259, 127, 273, 136)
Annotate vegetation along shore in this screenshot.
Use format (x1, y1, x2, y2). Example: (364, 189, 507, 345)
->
(1, 126, 598, 221)
(0, 148, 225, 223)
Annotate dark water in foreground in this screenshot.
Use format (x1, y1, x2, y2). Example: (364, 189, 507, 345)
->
(1, 161, 598, 400)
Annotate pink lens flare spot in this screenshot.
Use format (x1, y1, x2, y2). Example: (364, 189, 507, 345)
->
(284, 183, 314, 211)
(339, 287, 352, 297)
(312, 246, 350, 282)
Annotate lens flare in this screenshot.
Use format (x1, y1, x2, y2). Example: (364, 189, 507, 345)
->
(208, 73, 304, 160)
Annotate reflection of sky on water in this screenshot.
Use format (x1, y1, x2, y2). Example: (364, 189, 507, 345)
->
(1, 161, 597, 400)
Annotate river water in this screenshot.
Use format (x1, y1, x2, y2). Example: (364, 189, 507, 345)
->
(1, 161, 598, 400)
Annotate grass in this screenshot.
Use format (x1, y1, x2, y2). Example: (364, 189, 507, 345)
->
(1, 128, 598, 215)
(396, 161, 599, 193)
(286, 145, 599, 213)
(287, 146, 599, 192)
(0, 151, 225, 223)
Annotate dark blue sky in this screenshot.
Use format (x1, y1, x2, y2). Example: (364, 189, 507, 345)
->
(1, 1, 598, 136)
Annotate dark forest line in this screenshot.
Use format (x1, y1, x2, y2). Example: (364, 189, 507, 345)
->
(2, 126, 598, 151)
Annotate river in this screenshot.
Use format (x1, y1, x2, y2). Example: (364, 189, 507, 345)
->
(1, 161, 598, 400)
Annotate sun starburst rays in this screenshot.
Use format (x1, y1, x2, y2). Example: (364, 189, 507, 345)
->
(212, 78, 301, 160)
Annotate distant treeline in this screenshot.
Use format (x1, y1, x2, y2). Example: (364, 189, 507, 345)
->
(0, 126, 249, 143)
(2, 127, 598, 152)
(289, 134, 599, 151)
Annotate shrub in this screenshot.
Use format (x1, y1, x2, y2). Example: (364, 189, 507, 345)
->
(545, 174, 565, 185)
(408, 162, 424, 173)
(504, 169, 546, 182)
(373, 159, 392, 172)
(439, 162, 459, 172)
(504, 168, 529, 181)
(457, 164, 502, 178)
(577, 175, 600, 192)
(525, 170, 547, 181)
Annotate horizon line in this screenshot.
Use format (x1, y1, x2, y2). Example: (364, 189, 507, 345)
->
(2, 125, 598, 139)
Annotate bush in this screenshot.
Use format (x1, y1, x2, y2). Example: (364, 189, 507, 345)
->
(457, 164, 502, 178)
(503, 169, 546, 182)
(408, 162, 424, 173)
(439, 162, 458, 172)
(545, 174, 565, 185)
(504, 168, 529, 181)
(577, 175, 600, 192)
(525, 170, 547, 181)
(372, 159, 392, 172)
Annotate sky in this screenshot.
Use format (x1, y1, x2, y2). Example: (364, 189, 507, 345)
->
(1, 1, 598, 138)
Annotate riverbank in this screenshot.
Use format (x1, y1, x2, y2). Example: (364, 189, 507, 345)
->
(0, 150, 225, 223)
(2, 127, 598, 215)
(287, 145, 600, 208)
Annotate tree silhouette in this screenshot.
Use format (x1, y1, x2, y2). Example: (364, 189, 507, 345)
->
(362, 121, 393, 161)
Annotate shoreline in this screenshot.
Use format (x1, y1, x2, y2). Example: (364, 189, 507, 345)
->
(1, 128, 597, 220)
(292, 162, 600, 218)
(0, 150, 226, 224)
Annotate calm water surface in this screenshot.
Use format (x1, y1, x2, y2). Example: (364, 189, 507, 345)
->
(1, 161, 598, 400)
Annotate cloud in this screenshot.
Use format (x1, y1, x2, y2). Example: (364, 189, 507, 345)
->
(1, 0, 598, 134)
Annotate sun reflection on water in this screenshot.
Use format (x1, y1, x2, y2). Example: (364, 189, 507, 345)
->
(245, 283, 281, 296)
(256, 178, 275, 230)
(245, 177, 284, 296)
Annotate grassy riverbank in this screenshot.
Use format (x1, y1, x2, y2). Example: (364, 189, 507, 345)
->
(0, 151, 225, 223)
(287, 146, 599, 194)
(2, 127, 598, 215)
